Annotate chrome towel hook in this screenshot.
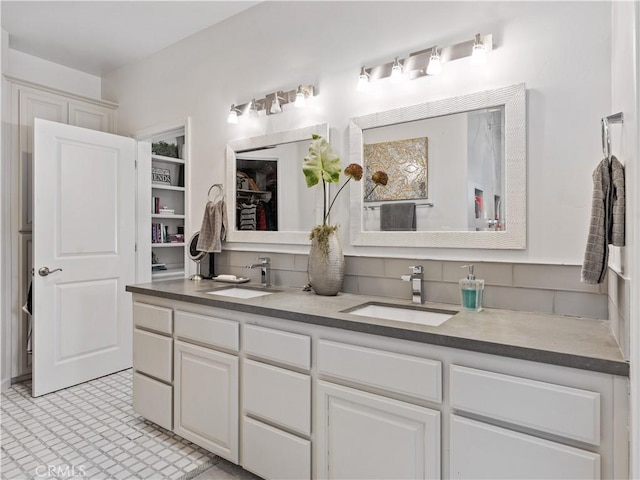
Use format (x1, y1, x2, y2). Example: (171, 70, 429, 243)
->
(601, 112, 623, 161)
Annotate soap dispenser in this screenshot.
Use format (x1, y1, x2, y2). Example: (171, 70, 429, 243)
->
(460, 265, 484, 312)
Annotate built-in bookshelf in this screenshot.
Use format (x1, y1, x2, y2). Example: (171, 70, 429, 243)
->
(149, 128, 188, 280)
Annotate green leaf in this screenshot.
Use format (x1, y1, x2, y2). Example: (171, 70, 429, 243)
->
(302, 135, 341, 187)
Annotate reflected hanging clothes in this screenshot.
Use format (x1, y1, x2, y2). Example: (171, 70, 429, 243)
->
(22, 281, 33, 355)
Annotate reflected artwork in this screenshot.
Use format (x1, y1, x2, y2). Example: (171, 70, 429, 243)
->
(363, 137, 428, 201)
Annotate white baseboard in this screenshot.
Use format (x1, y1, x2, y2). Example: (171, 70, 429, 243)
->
(1, 377, 11, 393)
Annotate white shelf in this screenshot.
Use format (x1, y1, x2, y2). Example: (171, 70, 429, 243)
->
(152, 214, 185, 219)
(152, 184, 185, 192)
(152, 267, 185, 279)
(152, 242, 185, 248)
(152, 154, 185, 165)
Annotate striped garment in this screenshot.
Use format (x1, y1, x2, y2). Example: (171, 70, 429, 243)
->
(581, 156, 625, 284)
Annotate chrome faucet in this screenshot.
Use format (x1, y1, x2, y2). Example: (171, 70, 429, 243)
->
(246, 257, 271, 287)
(401, 265, 424, 304)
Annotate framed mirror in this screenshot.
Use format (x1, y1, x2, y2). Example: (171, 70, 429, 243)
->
(225, 123, 328, 244)
(349, 83, 526, 249)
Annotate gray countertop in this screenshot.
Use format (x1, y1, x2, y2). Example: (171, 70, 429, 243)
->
(126, 279, 629, 377)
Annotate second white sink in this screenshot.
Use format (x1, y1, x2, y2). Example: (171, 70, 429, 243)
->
(346, 303, 455, 327)
(206, 287, 274, 299)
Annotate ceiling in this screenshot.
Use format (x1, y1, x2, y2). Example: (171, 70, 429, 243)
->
(1, 1, 260, 76)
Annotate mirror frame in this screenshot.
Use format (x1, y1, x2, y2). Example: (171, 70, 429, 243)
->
(225, 123, 328, 244)
(349, 83, 526, 249)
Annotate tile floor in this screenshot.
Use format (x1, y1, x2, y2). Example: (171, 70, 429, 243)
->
(0, 369, 257, 480)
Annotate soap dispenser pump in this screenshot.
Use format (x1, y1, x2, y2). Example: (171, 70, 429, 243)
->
(460, 265, 484, 312)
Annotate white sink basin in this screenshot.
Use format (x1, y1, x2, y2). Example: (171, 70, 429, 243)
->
(206, 287, 274, 299)
(347, 303, 455, 327)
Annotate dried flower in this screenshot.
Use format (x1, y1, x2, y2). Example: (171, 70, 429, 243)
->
(371, 170, 389, 186)
(344, 163, 363, 181)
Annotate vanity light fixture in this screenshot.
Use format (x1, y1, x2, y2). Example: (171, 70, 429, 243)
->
(228, 85, 316, 124)
(357, 33, 493, 89)
(227, 104, 241, 124)
(357, 66, 370, 91)
(471, 33, 487, 65)
(294, 85, 307, 108)
(426, 47, 442, 76)
(390, 57, 404, 83)
(269, 94, 283, 114)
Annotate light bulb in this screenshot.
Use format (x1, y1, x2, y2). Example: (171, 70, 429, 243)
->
(426, 48, 442, 76)
(357, 67, 370, 91)
(294, 85, 306, 108)
(249, 99, 259, 118)
(227, 105, 238, 124)
(471, 34, 487, 66)
(270, 95, 282, 114)
(390, 57, 403, 83)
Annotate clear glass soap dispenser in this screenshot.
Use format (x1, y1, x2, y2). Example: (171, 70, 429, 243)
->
(460, 265, 484, 312)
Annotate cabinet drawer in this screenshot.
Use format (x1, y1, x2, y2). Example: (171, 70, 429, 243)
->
(450, 415, 600, 480)
(450, 365, 600, 445)
(243, 359, 311, 436)
(133, 372, 172, 431)
(242, 417, 310, 480)
(133, 329, 172, 382)
(244, 324, 310, 370)
(175, 310, 239, 352)
(133, 301, 172, 334)
(317, 340, 442, 403)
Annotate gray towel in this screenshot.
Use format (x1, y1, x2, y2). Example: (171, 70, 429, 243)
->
(581, 156, 625, 284)
(196, 200, 227, 253)
(380, 203, 416, 231)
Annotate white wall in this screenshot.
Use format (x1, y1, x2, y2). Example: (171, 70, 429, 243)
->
(6, 48, 102, 99)
(103, 1, 611, 265)
(610, 1, 639, 476)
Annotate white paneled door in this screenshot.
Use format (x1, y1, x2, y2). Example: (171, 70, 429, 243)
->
(32, 119, 136, 397)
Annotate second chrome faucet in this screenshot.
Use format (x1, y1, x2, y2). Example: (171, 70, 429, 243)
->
(246, 257, 271, 287)
(401, 265, 424, 304)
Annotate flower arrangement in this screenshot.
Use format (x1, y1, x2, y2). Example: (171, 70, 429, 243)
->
(302, 134, 388, 245)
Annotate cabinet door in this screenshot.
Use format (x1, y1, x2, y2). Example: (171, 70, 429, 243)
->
(68, 101, 115, 133)
(18, 87, 69, 231)
(316, 381, 440, 479)
(450, 415, 600, 480)
(174, 340, 238, 463)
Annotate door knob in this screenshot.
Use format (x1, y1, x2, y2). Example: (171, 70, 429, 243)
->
(38, 267, 62, 277)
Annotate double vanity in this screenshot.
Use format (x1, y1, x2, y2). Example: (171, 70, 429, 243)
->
(126, 279, 628, 480)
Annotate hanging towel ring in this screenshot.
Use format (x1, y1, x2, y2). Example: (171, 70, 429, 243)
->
(208, 184, 224, 203)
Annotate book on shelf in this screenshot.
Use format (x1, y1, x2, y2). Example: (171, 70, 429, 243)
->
(151, 223, 172, 243)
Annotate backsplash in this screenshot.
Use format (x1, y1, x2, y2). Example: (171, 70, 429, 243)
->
(608, 269, 630, 360)
(215, 251, 608, 320)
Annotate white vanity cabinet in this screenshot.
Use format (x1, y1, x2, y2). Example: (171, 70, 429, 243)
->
(316, 340, 442, 479)
(132, 300, 173, 431)
(129, 291, 628, 480)
(241, 324, 312, 480)
(449, 365, 603, 479)
(173, 309, 239, 463)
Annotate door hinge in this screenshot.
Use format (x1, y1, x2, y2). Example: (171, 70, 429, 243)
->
(135, 243, 137, 252)
(134, 160, 137, 169)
